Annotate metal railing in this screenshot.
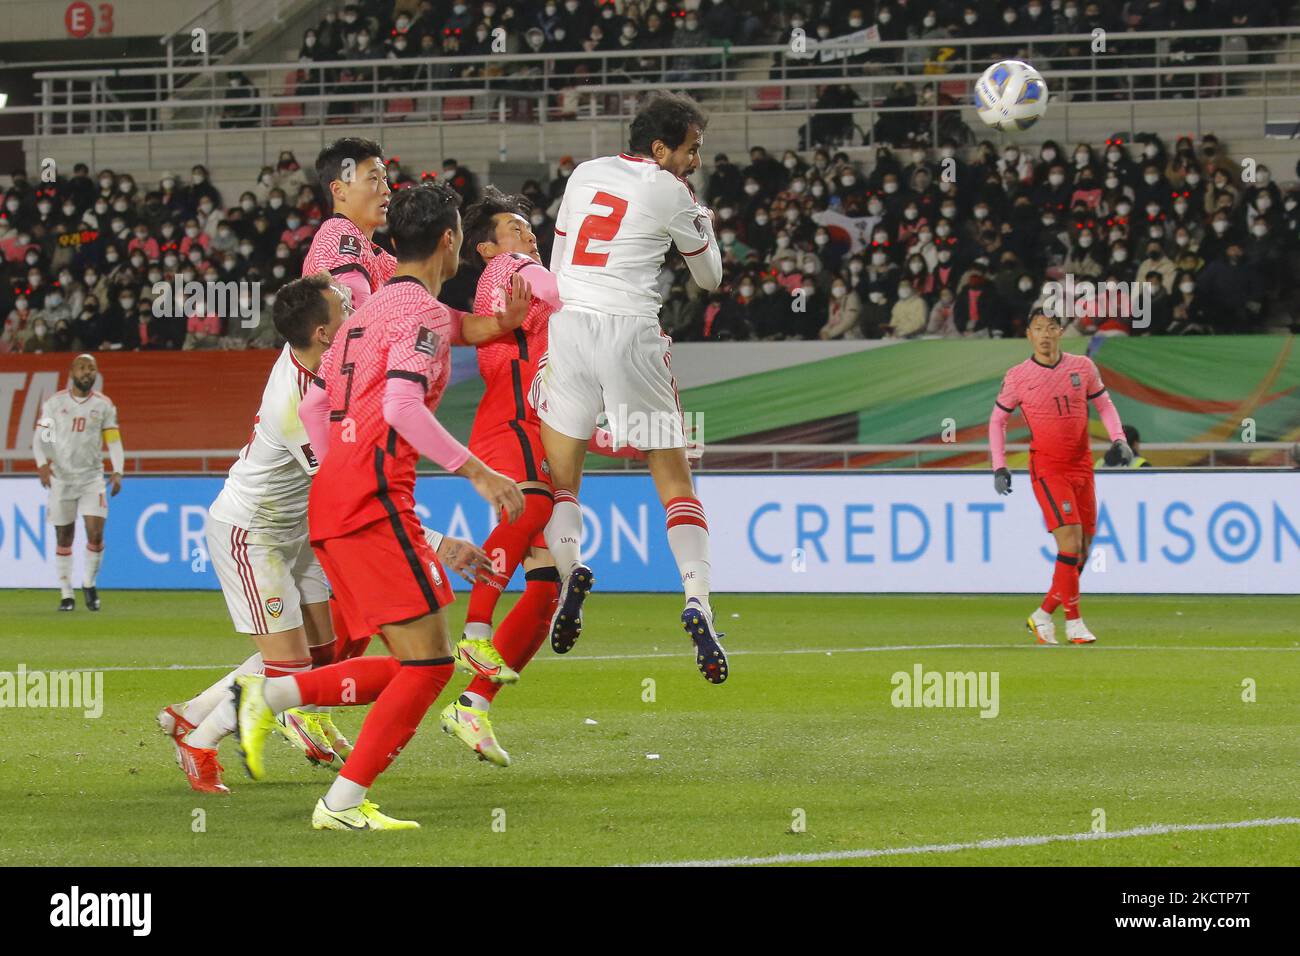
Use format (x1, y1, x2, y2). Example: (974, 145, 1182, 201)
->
(3, 442, 1294, 474)
(160, 0, 288, 97)
(10, 26, 1300, 140)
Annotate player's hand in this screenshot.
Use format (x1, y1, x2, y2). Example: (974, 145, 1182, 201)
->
(1104, 440, 1135, 467)
(993, 467, 1012, 495)
(436, 536, 494, 585)
(37, 463, 52, 488)
(108, 472, 122, 497)
(466, 463, 525, 522)
(496, 273, 533, 332)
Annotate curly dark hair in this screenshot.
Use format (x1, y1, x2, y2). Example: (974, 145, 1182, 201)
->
(628, 91, 708, 157)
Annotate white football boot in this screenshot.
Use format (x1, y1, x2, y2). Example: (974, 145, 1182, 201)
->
(1026, 608, 1058, 645)
(1066, 619, 1098, 644)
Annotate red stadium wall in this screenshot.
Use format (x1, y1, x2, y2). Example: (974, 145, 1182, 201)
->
(0, 352, 277, 464)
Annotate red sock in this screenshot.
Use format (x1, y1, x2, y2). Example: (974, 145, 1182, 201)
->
(1048, 552, 1082, 620)
(465, 489, 554, 627)
(264, 657, 311, 679)
(293, 656, 400, 706)
(309, 643, 335, 669)
(466, 567, 561, 703)
(339, 658, 454, 788)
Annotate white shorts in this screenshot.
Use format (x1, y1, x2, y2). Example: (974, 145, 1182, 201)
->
(48, 476, 107, 526)
(536, 309, 685, 450)
(206, 518, 329, 635)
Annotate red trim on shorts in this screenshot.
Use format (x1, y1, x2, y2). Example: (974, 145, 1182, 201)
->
(231, 526, 267, 633)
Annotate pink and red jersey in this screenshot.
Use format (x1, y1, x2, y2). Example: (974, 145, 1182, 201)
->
(995, 352, 1108, 471)
(307, 275, 453, 540)
(301, 214, 396, 306)
(472, 252, 553, 421)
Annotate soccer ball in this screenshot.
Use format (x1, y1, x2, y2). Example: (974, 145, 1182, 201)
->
(974, 60, 1049, 132)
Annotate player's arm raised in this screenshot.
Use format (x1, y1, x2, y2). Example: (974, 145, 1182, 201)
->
(103, 400, 124, 496)
(1086, 360, 1133, 464)
(443, 272, 534, 345)
(667, 181, 723, 291)
(990, 375, 1019, 495)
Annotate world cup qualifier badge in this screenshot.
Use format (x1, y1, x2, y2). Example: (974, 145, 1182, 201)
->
(265, 597, 284, 618)
(338, 234, 362, 257)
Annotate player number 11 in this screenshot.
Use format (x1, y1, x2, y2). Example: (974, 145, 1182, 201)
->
(1053, 394, 1072, 415)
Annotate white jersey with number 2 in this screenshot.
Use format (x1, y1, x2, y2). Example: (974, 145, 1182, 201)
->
(551, 153, 719, 319)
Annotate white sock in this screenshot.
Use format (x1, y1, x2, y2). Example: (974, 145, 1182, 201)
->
(84, 543, 104, 587)
(666, 499, 711, 613)
(323, 775, 367, 811)
(460, 691, 491, 712)
(545, 492, 583, 577)
(463, 621, 492, 641)
(186, 694, 237, 749)
(1031, 607, 1053, 624)
(56, 549, 73, 598)
(263, 675, 303, 714)
(183, 653, 263, 727)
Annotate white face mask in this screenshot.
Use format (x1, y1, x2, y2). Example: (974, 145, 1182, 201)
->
(872, 252, 887, 265)
(1180, 282, 1195, 293)
(1150, 228, 1164, 238)
(909, 261, 924, 274)
(936, 225, 952, 238)
(1256, 197, 1272, 211)
(938, 250, 951, 262)
(849, 262, 863, 274)
(754, 215, 769, 226)
(1075, 152, 1089, 166)
(1212, 220, 1228, 234)
(1116, 203, 1132, 216)
(1174, 202, 1188, 215)
(739, 285, 754, 297)
(898, 286, 913, 299)
(973, 208, 988, 220)
(1107, 151, 1121, 163)
(1252, 224, 1267, 237)
(868, 201, 883, 215)
(923, 14, 936, 26)
(940, 206, 956, 219)
(1078, 236, 1093, 248)
(882, 181, 897, 194)
(1144, 174, 1159, 185)
(784, 157, 798, 170)
(744, 184, 760, 195)
(814, 233, 829, 246)
(1105, 177, 1119, 189)
(1112, 250, 1127, 261)
(1049, 174, 1065, 187)
(1019, 280, 1033, 292)
(1185, 173, 1200, 186)
(763, 282, 777, 295)
(1175, 234, 1189, 246)
(904, 208, 918, 221)
(831, 285, 846, 298)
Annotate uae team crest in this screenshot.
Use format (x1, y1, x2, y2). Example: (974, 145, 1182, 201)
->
(264, 597, 284, 618)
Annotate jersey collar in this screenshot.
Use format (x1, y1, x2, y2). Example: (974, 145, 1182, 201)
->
(1030, 353, 1064, 369)
(619, 152, 657, 165)
(385, 274, 429, 293)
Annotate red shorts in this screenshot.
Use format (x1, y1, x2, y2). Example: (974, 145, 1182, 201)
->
(1030, 465, 1097, 536)
(313, 511, 454, 652)
(471, 417, 549, 550)
(471, 416, 550, 486)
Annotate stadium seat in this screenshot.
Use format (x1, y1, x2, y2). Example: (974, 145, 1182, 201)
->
(442, 96, 471, 120)
(753, 86, 784, 110)
(385, 97, 416, 118)
(272, 71, 303, 126)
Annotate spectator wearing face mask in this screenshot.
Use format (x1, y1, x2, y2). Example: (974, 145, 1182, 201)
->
(1243, 217, 1284, 297)
(819, 276, 862, 339)
(1199, 211, 1235, 263)
(1137, 241, 1177, 292)
(220, 73, 259, 129)
(953, 268, 1009, 336)
(1166, 269, 1208, 333)
(97, 288, 141, 350)
(1062, 227, 1105, 279)
(1241, 168, 1282, 225)
(885, 278, 926, 338)
(1196, 242, 1261, 332)
(1107, 240, 1136, 283)
(924, 285, 959, 337)
(185, 166, 222, 218)
(706, 154, 744, 207)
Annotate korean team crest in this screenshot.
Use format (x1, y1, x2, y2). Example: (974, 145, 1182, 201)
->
(265, 597, 284, 618)
(1062, 501, 1073, 515)
(1070, 372, 1081, 387)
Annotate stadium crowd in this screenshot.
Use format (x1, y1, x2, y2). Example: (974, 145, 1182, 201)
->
(1, 129, 1296, 352)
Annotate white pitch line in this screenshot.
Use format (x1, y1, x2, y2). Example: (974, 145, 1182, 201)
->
(642, 816, 1300, 867)
(9, 641, 1299, 674)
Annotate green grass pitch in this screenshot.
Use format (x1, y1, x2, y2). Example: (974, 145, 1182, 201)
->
(1, 589, 1297, 866)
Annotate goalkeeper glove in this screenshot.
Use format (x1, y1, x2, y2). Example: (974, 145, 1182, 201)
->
(1104, 440, 1135, 467)
(993, 467, 1012, 495)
